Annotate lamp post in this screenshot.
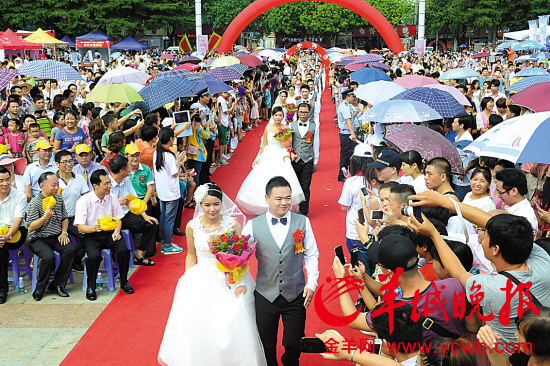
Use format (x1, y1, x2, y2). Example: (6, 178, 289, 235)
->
(195, 0, 202, 36)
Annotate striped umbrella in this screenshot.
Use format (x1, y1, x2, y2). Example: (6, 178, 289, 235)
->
(207, 68, 242, 82)
(390, 87, 465, 118)
(507, 76, 550, 93)
(133, 77, 197, 113)
(0, 69, 19, 91)
(151, 69, 203, 83)
(352, 54, 384, 64)
(227, 64, 249, 75)
(182, 74, 233, 97)
(19, 60, 82, 81)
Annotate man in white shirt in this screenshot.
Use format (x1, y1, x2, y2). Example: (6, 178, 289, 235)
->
(495, 168, 538, 238)
(217, 92, 236, 164)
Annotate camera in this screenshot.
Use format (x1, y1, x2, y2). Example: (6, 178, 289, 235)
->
(401, 200, 423, 223)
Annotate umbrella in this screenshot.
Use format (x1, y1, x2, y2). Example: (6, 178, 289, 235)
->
(473, 52, 490, 58)
(211, 56, 241, 69)
(341, 56, 357, 61)
(190, 52, 205, 60)
(385, 124, 463, 174)
(515, 55, 538, 62)
(507, 76, 550, 93)
(369, 62, 390, 72)
(19, 60, 82, 81)
(355, 81, 406, 105)
(173, 63, 200, 71)
(438, 67, 479, 80)
(234, 51, 248, 56)
(236, 54, 263, 67)
(252, 47, 265, 52)
(349, 68, 392, 84)
(337, 59, 355, 67)
(510, 83, 550, 112)
(364, 100, 443, 123)
(346, 63, 367, 71)
(534, 52, 550, 59)
(227, 64, 249, 75)
(151, 69, 204, 83)
(182, 73, 232, 97)
(86, 84, 144, 104)
(422, 84, 471, 106)
(235, 45, 249, 51)
(133, 77, 197, 113)
(513, 40, 547, 51)
(97, 67, 149, 85)
(459, 44, 468, 48)
(126, 83, 145, 92)
(496, 41, 519, 50)
(393, 74, 439, 88)
(515, 68, 549, 77)
(110, 52, 122, 60)
(354, 50, 368, 56)
(259, 49, 280, 59)
(160, 54, 175, 59)
(207, 67, 242, 82)
(352, 54, 384, 64)
(273, 48, 286, 53)
(180, 56, 202, 64)
(0, 68, 19, 91)
(390, 87, 466, 118)
(464, 112, 550, 163)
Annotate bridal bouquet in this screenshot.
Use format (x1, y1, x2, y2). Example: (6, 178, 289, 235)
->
(284, 103, 297, 122)
(208, 231, 256, 288)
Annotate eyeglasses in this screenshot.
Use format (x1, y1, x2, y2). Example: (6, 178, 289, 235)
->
(496, 188, 511, 196)
(298, 111, 309, 114)
(59, 160, 74, 165)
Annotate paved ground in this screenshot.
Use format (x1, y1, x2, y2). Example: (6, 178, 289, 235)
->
(0, 265, 137, 366)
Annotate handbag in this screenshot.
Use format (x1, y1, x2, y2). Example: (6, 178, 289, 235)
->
(187, 145, 199, 155)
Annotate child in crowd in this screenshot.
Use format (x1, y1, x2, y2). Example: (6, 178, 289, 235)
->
(49, 112, 65, 145)
(6, 119, 25, 158)
(25, 123, 46, 163)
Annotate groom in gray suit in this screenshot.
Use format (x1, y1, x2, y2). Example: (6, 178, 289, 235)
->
(242, 176, 319, 366)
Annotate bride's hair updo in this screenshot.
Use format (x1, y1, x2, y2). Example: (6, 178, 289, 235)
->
(194, 183, 223, 204)
(272, 106, 284, 115)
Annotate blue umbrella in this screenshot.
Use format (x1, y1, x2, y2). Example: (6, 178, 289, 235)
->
(273, 48, 286, 53)
(534, 52, 550, 59)
(110, 52, 122, 60)
(515, 55, 538, 62)
(516, 68, 549, 77)
(182, 73, 232, 97)
(496, 41, 519, 50)
(507, 76, 550, 93)
(151, 69, 204, 83)
(364, 100, 442, 123)
(349, 68, 391, 84)
(19, 60, 82, 81)
(459, 44, 468, 48)
(512, 40, 547, 51)
(439, 67, 479, 80)
(390, 87, 465, 118)
(133, 77, 197, 113)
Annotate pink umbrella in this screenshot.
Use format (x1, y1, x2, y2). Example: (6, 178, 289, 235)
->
(160, 54, 174, 59)
(510, 83, 550, 112)
(346, 63, 367, 71)
(393, 74, 439, 89)
(473, 52, 490, 58)
(173, 63, 200, 71)
(422, 84, 471, 106)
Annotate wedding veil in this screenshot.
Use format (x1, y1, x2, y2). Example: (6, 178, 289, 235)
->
(193, 183, 247, 226)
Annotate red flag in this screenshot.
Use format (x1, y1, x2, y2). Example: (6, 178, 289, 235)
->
(179, 34, 192, 53)
(208, 32, 222, 51)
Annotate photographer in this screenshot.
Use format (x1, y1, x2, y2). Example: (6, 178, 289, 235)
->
(186, 103, 211, 186)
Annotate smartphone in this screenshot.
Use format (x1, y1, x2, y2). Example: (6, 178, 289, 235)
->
(358, 208, 365, 225)
(411, 200, 423, 223)
(370, 210, 384, 220)
(301, 337, 328, 353)
(534, 200, 542, 210)
(351, 248, 359, 269)
(361, 187, 369, 197)
(334, 245, 345, 265)
(370, 339, 383, 354)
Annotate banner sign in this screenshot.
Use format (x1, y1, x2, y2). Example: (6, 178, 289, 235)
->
(539, 15, 549, 47)
(75, 40, 111, 48)
(197, 35, 208, 55)
(528, 20, 538, 41)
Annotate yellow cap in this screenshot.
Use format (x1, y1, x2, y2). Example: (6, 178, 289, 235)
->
(0, 145, 6, 155)
(75, 144, 91, 154)
(97, 217, 120, 231)
(36, 140, 53, 150)
(128, 199, 147, 215)
(42, 196, 56, 211)
(0, 227, 21, 243)
(125, 143, 140, 155)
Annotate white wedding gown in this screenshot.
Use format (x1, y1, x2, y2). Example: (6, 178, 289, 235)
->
(236, 132, 305, 216)
(158, 215, 267, 366)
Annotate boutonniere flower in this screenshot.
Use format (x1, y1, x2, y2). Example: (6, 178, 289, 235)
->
(305, 131, 313, 143)
(293, 229, 305, 254)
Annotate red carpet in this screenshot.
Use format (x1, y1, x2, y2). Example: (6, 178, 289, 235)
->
(61, 89, 359, 365)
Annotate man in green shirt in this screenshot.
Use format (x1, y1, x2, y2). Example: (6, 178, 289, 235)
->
(125, 143, 154, 202)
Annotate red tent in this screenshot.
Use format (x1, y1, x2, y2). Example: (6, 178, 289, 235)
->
(0, 28, 42, 49)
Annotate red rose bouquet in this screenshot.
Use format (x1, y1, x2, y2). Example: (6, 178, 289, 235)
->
(208, 230, 256, 287)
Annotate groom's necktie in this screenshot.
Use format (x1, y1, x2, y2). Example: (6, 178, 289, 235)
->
(272, 217, 288, 225)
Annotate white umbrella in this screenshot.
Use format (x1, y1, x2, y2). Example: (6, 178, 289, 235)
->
(464, 112, 550, 163)
(355, 81, 406, 105)
(126, 83, 145, 92)
(259, 49, 280, 58)
(97, 67, 149, 85)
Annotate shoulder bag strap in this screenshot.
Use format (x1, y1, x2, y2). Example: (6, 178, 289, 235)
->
(499, 271, 543, 308)
(447, 196, 469, 243)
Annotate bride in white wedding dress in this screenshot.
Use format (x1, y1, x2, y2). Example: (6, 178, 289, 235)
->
(158, 184, 267, 366)
(236, 106, 305, 216)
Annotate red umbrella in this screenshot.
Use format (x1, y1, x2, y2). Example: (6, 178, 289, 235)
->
(236, 54, 263, 67)
(174, 63, 200, 71)
(510, 83, 550, 112)
(473, 52, 490, 58)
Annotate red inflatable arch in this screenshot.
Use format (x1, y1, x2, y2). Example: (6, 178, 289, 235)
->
(217, 0, 405, 54)
(286, 42, 331, 88)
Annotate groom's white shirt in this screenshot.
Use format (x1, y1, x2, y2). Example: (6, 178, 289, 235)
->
(242, 210, 320, 291)
(295, 120, 320, 165)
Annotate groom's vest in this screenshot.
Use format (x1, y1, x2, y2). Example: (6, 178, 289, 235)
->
(290, 120, 316, 163)
(252, 212, 306, 303)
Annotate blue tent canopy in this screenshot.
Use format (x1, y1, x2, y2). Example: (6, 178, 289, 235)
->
(60, 35, 75, 47)
(76, 30, 113, 41)
(110, 36, 150, 50)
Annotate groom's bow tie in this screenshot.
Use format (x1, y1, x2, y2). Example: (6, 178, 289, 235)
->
(272, 217, 288, 225)
(299, 123, 307, 127)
